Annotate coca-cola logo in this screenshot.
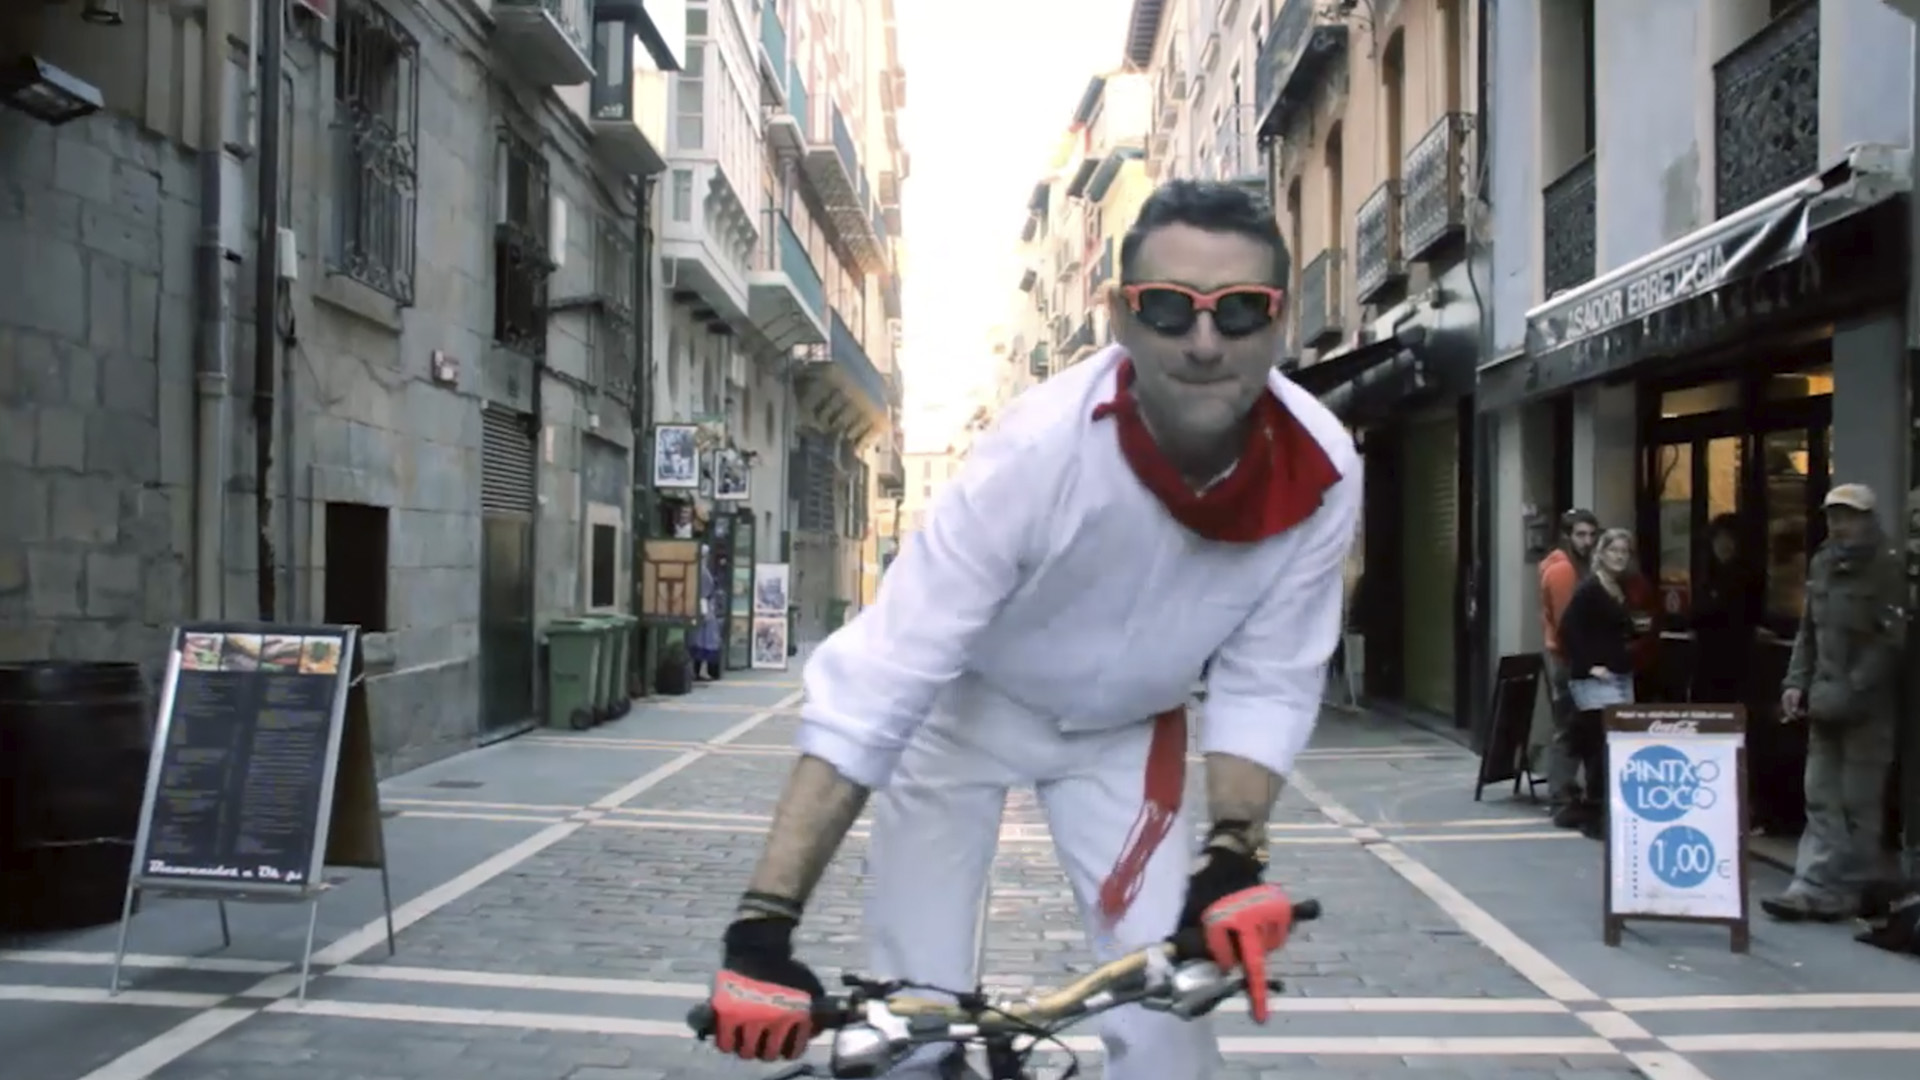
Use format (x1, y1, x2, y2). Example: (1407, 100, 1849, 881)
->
(1647, 719, 1699, 734)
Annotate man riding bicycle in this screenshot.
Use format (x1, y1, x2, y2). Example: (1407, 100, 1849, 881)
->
(701, 180, 1360, 1079)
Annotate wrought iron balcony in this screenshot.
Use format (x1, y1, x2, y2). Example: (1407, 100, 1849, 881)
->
(757, 0, 787, 101)
(1402, 112, 1472, 260)
(1255, 0, 1346, 140)
(747, 210, 827, 346)
(799, 102, 886, 273)
(1298, 247, 1343, 349)
(1354, 181, 1404, 304)
(493, 0, 594, 86)
(1542, 153, 1596, 297)
(829, 308, 889, 414)
(1714, 0, 1818, 217)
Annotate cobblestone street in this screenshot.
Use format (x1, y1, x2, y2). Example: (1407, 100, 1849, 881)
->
(2, 672, 1915, 1080)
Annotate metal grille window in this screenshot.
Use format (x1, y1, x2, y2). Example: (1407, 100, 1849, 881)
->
(331, 0, 420, 304)
(493, 128, 556, 358)
(593, 216, 637, 402)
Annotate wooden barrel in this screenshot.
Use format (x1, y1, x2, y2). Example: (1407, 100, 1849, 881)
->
(0, 662, 152, 934)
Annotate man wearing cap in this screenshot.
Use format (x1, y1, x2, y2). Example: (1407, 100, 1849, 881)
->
(1765, 482, 1908, 922)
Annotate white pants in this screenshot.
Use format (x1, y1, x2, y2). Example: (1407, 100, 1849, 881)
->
(863, 698, 1217, 1079)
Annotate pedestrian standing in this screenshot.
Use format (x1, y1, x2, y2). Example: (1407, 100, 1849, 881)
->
(1541, 509, 1599, 828)
(1764, 483, 1907, 922)
(1558, 527, 1641, 839)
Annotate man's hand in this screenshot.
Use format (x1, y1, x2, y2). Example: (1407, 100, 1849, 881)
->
(706, 916, 826, 1061)
(1176, 844, 1296, 1024)
(1780, 687, 1804, 721)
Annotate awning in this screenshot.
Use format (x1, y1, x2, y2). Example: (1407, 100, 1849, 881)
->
(1290, 331, 1412, 396)
(1480, 144, 1910, 410)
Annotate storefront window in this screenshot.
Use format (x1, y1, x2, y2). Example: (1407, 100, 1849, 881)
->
(1762, 427, 1822, 620)
(1764, 364, 1833, 401)
(1660, 381, 1739, 418)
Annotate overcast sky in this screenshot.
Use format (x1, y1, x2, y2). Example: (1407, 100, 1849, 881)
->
(893, 0, 1134, 450)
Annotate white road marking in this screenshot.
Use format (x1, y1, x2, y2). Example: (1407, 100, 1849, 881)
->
(1663, 1032, 1920, 1052)
(0, 985, 229, 1009)
(1610, 992, 1920, 1012)
(0, 951, 286, 974)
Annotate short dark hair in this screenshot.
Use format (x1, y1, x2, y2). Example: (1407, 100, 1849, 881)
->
(1118, 180, 1291, 288)
(1560, 509, 1599, 535)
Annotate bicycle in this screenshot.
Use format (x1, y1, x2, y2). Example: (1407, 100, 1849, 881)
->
(688, 897, 1323, 1079)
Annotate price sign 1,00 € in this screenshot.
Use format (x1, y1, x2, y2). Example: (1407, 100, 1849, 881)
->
(1607, 731, 1743, 921)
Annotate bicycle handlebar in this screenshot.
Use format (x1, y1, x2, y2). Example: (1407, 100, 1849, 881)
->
(687, 898, 1321, 1048)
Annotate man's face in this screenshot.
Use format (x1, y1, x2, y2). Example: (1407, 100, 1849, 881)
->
(1826, 505, 1872, 545)
(1568, 522, 1597, 559)
(1109, 223, 1286, 443)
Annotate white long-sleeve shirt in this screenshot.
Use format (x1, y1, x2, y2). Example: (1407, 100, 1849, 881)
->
(799, 347, 1362, 790)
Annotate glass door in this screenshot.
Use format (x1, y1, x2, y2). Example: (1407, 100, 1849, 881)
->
(1759, 424, 1829, 631)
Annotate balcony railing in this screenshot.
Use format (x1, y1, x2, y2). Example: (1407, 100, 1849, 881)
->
(1255, 0, 1346, 139)
(1029, 341, 1049, 376)
(1298, 247, 1342, 349)
(759, 0, 786, 71)
(832, 105, 860, 189)
(1051, 313, 1073, 348)
(1403, 112, 1472, 259)
(1714, 0, 1818, 217)
(1542, 153, 1597, 297)
(1069, 314, 1095, 354)
(788, 68, 811, 140)
(829, 308, 889, 412)
(493, 0, 595, 85)
(1354, 181, 1404, 304)
(776, 213, 826, 321)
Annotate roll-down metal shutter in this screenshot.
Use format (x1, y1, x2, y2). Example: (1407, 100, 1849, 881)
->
(481, 407, 536, 515)
(1400, 416, 1459, 716)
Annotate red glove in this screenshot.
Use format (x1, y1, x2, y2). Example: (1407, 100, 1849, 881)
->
(1199, 882, 1295, 1023)
(707, 916, 825, 1061)
(1177, 844, 1296, 1024)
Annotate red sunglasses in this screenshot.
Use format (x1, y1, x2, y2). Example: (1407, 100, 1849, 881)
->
(1119, 283, 1288, 339)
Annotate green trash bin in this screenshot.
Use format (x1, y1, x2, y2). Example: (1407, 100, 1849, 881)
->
(581, 615, 621, 723)
(825, 599, 851, 634)
(544, 619, 604, 731)
(606, 614, 636, 717)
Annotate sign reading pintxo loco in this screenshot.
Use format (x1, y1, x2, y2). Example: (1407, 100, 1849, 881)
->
(1602, 704, 1751, 954)
(133, 623, 358, 892)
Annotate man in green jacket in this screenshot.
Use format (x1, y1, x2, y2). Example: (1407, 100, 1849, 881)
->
(1765, 483, 1908, 922)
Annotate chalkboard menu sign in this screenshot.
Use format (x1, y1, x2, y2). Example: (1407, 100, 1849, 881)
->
(131, 623, 358, 894)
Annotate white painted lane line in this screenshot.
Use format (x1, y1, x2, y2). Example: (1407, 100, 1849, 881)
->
(73, 1008, 255, 1080)
(1613, 992, 1920, 1012)
(328, 963, 707, 999)
(0, 985, 230, 1009)
(1664, 1032, 1920, 1052)
(1576, 1010, 1654, 1040)
(1623, 1051, 1723, 1080)
(1388, 831, 1585, 844)
(1384, 817, 1551, 828)
(1288, 773, 1599, 1004)
(396, 810, 565, 824)
(263, 997, 690, 1036)
(384, 797, 581, 813)
(0, 951, 287, 974)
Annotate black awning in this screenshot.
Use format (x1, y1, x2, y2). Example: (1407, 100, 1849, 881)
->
(1289, 329, 1417, 396)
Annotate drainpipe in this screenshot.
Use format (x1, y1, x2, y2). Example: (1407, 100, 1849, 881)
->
(194, 0, 237, 619)
(252, 0, 286, 621)
(630, 176, 654, 692)
(1465, 0, 1497, 747)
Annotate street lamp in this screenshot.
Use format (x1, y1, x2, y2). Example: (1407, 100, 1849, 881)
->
(0, 54, 103, 126)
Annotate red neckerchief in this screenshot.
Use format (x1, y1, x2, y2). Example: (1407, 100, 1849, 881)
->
(1090, 357, 1342, 543)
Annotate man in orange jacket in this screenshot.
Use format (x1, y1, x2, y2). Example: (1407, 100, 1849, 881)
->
(1541, 509, 1597, 828)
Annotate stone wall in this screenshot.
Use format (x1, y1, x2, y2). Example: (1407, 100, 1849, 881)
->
(0, 107, 200, 681)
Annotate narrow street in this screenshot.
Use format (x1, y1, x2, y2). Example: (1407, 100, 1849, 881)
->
(1, 673, 1914, 1080)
